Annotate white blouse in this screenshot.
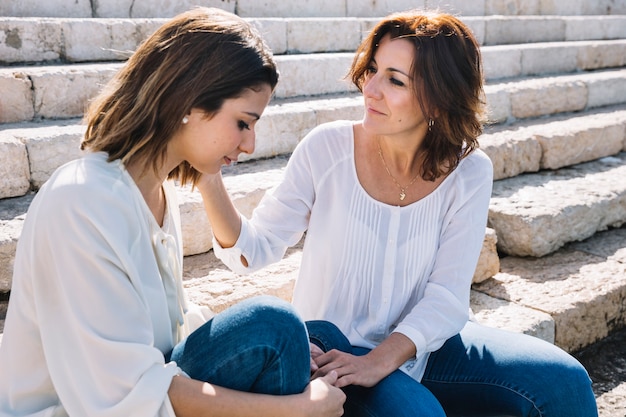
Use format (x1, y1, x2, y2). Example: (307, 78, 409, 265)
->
(215, 120, 494, 381)
(0, 152, 196, 417)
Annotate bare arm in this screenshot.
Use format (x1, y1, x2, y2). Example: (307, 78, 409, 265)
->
(168, 372, 345, 417)
(196, 173, 242, 250)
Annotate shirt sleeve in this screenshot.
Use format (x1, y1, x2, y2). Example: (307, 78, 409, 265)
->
(393, 151, 494, 358)
(27, 178, 179, 417)
(213, 126, 321, 274)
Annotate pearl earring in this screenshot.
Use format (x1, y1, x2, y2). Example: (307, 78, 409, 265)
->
(182, 116, 189, 124)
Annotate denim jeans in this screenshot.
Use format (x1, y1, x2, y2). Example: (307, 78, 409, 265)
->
(168, 295, 311, 395)
(306, 320, 598, 417)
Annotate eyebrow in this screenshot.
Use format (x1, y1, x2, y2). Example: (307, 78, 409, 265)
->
(371, 58, 410, 78)
(244, 112, 261, 120)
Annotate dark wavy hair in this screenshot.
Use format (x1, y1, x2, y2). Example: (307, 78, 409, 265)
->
(81, 7, 279, 186)
(349, 10, 485, 181)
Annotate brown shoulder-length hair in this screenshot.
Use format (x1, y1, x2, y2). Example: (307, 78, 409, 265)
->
(349, 10, 485, 181)
(81, 7, 279, 186)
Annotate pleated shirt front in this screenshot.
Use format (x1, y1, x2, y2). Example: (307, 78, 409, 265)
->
(215, 120, 494, 381)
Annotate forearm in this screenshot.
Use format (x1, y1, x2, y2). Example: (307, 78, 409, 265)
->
(196, 173, 241, 249)
(169, 376, 300, 417)
(367, 332, 417, 378)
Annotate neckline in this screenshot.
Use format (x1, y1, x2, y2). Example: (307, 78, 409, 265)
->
(348, 121, 459, 209)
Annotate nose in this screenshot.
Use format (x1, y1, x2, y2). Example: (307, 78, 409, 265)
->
(239, 130, 255, 155)
(363, 73, 382, 100)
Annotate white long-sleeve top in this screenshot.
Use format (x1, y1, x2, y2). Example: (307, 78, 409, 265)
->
(214, 120, 493, 381)
(0, 152, 201, 417)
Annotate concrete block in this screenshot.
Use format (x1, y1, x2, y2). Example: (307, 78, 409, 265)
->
(461, 17, 486, 46)
(480, 127, 542, 180)
(577, 40, 626, 71)
(273, 53, 354, 99)
(346, 0, 425, 17)
(473, 228, 500, 283)
(236, 0, 345, 18)
(247, 102, 317, 161)
(287, 18, 361, 53)
(0, 70, 34, 123)
(19, 124, 85, 189)
(483, 86, 511, 124)
(570, 226, 626, 264)
(509, 77, 587, 120)
(311, 95, 363, 126)
(489, 154, 626, 257)
(586, 69, 626, 109)
(427, 0, 486, 15)
(0, 194, 34, 292)
(536, 117, 626, 170)
(0, 18, 62, 64)
(62, 18, 164, 62)
(474, 244, 626, 352)
(482, 46, 521, 80)
(470, 290, 555, 343)
(520, 43, 578, 76)
(94, 0, 235, 18)
(483, 17, 564, 46)
(29, 63, 121, 119)
(0, 0, 92, 18)
(541, 0, 619, 15)
(0, 134, 30, 199)
(249, 19, 287, 55)
(565, 16, 626, 41)
(485, 0, 541, 15)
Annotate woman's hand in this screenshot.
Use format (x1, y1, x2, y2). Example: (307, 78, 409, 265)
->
(311, 332, 417, 388)
(299, 371, 345, 417)
(309, 343, 324, 374)
(311, 349, 385, 388)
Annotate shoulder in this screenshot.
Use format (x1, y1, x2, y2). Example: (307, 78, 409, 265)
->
(457, 148, 493, 180)
(32, 153, 137, 227)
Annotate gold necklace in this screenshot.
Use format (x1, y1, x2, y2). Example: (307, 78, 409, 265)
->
(377, 139, 420, 201)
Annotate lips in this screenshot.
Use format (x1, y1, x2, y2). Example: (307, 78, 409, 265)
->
(367, 105, 385, 116)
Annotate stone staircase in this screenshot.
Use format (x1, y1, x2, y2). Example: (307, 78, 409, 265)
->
(1, 1, 626, 409)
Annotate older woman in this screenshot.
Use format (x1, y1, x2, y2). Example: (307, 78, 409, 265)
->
(200, 9, 597, 417)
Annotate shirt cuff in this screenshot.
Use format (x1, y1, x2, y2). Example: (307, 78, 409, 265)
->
(212, 218, 252, 275)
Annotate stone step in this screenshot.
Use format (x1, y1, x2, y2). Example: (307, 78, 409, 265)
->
(481, 103, 626, 180)
(3, 109, 626, 290)
(1, 48, 626, 125)
(473, 225, 626, 352)
(2, 0, 623, 19)
(2, 15, 626, 64)
(2, 91, 625, 201)
(489, 152, 626, 257)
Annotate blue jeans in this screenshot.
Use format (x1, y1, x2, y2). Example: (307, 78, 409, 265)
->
(168, 295, 310, 395)
(306, 320, 598, 417)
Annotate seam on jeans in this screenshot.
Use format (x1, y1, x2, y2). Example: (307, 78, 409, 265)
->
(421, 378, 543, 417)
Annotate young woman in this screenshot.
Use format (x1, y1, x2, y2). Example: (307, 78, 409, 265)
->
(199, 9, 598, 417)
(0, 8, 345, 417)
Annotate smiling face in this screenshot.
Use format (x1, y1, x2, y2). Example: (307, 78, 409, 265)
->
(361, 34, 429, 141)
(169, 84, 272, 174)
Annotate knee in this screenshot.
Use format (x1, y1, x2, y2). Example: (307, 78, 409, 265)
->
(306, 320, 352, 353)
(237, 296, 308, 343)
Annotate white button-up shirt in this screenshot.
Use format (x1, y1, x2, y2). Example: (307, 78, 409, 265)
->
(215, 120, 493, 381)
